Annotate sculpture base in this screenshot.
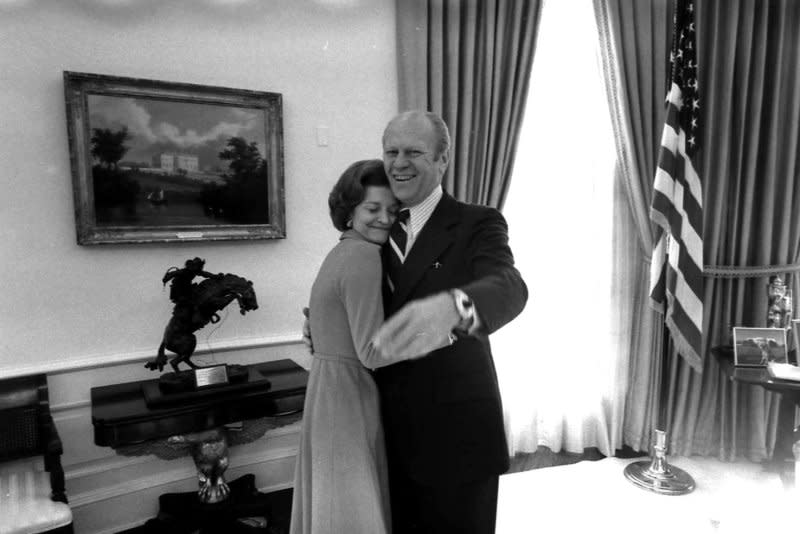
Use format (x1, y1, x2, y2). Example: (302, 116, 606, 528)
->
(142, 365, 271, 408)
(624, 458, 695, 495)
(159, 364, 248, 393)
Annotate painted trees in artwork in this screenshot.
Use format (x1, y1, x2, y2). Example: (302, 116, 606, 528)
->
(91, 127, 131, 169)
(200, 136, 269, 223)
(90, 127, 140, 219)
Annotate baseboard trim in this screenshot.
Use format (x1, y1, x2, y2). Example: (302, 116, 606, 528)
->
(69, 444, 299, 509)
(66, 454, 152, 481)
(65, 420, 301, 482)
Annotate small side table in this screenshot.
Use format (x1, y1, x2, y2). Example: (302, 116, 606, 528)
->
(712, 346, 800, 477)
(90, 360, 308, 532)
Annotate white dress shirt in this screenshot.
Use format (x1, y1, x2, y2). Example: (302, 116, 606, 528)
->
(402, 185, 443, 255)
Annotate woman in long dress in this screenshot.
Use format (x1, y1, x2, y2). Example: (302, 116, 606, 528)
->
(289, 159, 441, 534)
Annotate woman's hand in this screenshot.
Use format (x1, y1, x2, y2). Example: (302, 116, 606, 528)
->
(302, 307, 313, 354)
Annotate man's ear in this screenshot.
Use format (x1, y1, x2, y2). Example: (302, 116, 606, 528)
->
(438, 148, 450, 175)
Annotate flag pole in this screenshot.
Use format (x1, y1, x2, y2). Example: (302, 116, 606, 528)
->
(623, 240, 695, 495)
(622, 0, 700, 495)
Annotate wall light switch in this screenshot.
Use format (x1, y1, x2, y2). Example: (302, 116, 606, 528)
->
(316, 126, 329, 147)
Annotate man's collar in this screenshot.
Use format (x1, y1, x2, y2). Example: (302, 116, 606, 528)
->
(403, 186, 443, 236)
(403, 185, 442, 213)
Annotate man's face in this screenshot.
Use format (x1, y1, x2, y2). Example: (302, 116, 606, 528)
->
(382, 116, 448, 207)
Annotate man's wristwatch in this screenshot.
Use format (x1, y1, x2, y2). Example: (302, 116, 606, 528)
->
(451, 288, 475, 336)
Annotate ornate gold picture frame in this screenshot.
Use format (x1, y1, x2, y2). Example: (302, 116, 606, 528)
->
(64, 71, 285, 245)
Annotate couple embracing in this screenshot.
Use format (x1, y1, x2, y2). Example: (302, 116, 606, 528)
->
(290, 110, 528, 534)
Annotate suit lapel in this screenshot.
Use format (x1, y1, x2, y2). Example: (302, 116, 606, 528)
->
(392, 193, 460, 306)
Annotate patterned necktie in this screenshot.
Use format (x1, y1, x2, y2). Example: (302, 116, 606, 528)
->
(387, 209, 410, 292)
(390, 209, 410, 262)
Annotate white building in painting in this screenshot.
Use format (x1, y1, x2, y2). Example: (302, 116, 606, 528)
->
(151, 152, 199, 173)
(175, 154, 199, 172)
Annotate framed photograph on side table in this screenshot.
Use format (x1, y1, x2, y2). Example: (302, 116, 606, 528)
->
(64, 71, 285, 245)
(732, 327, 788, 367)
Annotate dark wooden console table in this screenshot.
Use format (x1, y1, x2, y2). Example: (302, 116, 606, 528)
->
(712, 347, 800, 472)
(90, 359, 308, 533)
(92, 359, 307, 447)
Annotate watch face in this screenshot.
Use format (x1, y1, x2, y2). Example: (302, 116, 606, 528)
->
(451, 290, 474, 333)
(455, 297, 473, 319)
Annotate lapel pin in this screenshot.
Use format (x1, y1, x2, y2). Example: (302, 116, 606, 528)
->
(432, 262, 442, 269)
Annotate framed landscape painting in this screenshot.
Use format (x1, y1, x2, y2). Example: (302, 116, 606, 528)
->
(63, 71, 285, 245)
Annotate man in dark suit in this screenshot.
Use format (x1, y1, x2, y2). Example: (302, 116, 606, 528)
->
(371, 110, 527, 533)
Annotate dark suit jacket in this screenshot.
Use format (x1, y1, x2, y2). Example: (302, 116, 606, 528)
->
(375, 192, 528, 485)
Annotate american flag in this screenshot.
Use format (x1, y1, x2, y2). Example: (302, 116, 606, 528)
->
(649, 0, 703, 372)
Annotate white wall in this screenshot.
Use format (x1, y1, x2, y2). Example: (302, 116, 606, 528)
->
(0, 1, 397, 531)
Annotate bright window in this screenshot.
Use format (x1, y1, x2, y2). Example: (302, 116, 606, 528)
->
(493, 0, 618, 453)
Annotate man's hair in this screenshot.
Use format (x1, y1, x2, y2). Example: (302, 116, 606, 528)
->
(383, 110, 451, 160)
(328, 159, 390, 231)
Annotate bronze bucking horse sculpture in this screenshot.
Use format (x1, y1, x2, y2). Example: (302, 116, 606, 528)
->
(145, 258, 258, 373)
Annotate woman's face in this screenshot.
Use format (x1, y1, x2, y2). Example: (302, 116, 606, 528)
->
(351, 185, 398, 244)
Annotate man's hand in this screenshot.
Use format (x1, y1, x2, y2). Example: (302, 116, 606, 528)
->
(370, 292, 459, 359)
(302, 307, 313, 354)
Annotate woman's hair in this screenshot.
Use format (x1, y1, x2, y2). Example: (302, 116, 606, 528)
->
(328, 159, 390, 231)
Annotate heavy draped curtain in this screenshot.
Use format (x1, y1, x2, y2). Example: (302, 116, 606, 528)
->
(597, 0, 800, 460)
(394, 0, 542, 208)
(594, 0, 672, 452)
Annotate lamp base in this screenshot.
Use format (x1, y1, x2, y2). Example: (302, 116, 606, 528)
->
(624, 429, 695, 495)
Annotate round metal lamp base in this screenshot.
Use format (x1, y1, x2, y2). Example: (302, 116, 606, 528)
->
(624, 459, 695, 495)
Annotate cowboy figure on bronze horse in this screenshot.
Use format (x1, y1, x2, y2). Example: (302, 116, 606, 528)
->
(145, 258, 258, 373)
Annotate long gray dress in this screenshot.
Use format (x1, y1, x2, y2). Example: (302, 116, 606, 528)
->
(290, 230, 404, 534)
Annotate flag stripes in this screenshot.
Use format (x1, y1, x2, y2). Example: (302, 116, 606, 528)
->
(666, 227, 703, 327)
(649, 0, 704, 372)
